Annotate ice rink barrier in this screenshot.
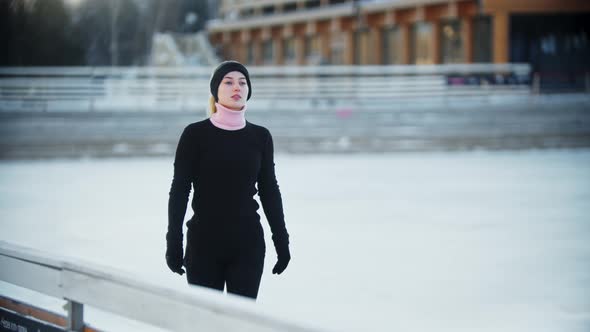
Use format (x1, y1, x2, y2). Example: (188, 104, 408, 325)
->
(0, 241, 325, 332)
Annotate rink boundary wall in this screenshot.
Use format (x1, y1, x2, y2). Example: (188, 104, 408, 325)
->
(0, 241, 324, 332)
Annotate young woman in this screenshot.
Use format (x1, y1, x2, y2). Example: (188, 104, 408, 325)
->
(165, 61, 291, 300)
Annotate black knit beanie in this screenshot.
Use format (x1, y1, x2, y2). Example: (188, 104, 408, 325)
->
(210, 60, 252, 102)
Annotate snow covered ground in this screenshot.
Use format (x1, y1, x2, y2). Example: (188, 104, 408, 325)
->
(1, 149, 589, 332)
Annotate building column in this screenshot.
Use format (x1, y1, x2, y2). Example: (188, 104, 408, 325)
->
(295, 36, 305, 65)
(400, 23, 411, 64)
(237, 42, 245, 63)
(239, 30, 250, 64)
(344, 30, 354, 65)
(461, 17, 473, 63)
(371, 27, 383, 64)
(492, 11, 509, 63)
(320, 31, 331, 63)
(253, 40, 262, 65)
(274, 36, 284, 65)
(221, 32, 231, 60)
(430, 21, 441, 64)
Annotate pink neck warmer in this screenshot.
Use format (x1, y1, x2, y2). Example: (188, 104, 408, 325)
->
(210, 102, 247, 131)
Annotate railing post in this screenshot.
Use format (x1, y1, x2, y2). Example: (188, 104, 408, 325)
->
(532, 72, 541, 95)
(64, 299, 84, 331)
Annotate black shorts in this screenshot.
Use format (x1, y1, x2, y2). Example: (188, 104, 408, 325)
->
(184, 220, 266, 299)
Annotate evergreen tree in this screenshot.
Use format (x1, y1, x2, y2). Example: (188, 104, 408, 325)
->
(0, 0, 83, 65)
(0, 0, 209, 66)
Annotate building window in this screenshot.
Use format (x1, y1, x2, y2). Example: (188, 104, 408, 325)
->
(263, 40, 274, 65)
(262, 6, 274, 15)
(382, 26, 403, 64)
(284, 38, 296, 64)
(411, 22, 433, 64)
(473, 16, 492, 63)
(284, 3, 297, 13)
(354, 29, 370, 64)
(306, 0, 321, 9)
(440, 19, 463, 63)
(305, 35, 322, 64)
(241, 8, 254, 18)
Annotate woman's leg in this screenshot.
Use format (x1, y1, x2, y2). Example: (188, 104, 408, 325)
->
(185, 253, 225, 292)
(225, 240, 265, 299)
(185, 227, 225, 292)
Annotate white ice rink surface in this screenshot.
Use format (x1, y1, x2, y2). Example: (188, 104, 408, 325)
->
(1, 149, 589, 332)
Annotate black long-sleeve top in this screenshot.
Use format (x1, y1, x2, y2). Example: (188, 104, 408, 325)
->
(167, 119, 289, 252)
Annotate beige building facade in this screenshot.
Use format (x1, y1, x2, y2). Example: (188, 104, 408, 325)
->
(207, 0, 590, 69)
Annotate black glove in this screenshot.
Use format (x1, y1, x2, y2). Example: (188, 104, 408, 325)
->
(272, 240, 291, 275)
(165, 242, 185, 275)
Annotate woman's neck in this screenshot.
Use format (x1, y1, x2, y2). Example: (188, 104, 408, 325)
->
(210, 102, 247, 130)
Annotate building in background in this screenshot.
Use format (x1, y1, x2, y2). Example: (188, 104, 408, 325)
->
(207, 0, 590, 90)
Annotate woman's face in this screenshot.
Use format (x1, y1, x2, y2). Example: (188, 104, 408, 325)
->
(217, 71, 248, 111)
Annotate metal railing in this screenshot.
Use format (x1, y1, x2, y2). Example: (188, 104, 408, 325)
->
(0, 241, 323, 332)
(0, 64, 531, 112)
